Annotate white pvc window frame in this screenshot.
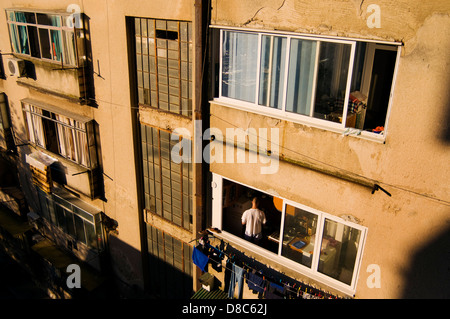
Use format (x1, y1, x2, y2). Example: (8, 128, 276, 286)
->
(211, 173, 368, 296)
(214, 26, 402, 143)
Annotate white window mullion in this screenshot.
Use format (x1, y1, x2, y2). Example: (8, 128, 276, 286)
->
(310, 41, 321, 117)
(281, 36, 291, 112)
(254, 33, 262, 106)
(278, 202, 286, 256)
(211, 173, 223, 229)
(341, 41, 356, 128)
(310, 212, 324, 273)
(219, 30, 223, 98)
(266, 36, 274, 106)
(349, 227, 367, 289)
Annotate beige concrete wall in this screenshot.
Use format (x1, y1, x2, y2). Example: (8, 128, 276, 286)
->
(0, 0, 196, 291)
(209, 1, 450, 298)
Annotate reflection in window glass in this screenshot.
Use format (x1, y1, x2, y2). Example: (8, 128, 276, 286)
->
(313, 42, 351, 122)
(286, 38, 317, 116)
(281, 205, 318, 268)
(141, 124, 193, 230)
(318, 218, 361, 285)
(85, 222, 97, 249)
(259, 35, 286, 109)
(74, 214, 86, 243)
(55, 205, 67, 232)
(222, 31, 258, 103)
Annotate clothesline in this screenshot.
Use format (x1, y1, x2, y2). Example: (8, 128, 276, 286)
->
(192, 233, 341, 299)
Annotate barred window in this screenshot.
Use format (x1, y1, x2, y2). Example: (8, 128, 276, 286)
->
(141, 124, 193, 230)
(135, 18, 192, 117)
(146, 224, 193, 298)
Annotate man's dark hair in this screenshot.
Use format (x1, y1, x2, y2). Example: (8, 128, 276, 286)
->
(252, 197, 260, 207)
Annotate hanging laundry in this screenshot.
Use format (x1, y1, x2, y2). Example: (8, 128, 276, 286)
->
(228, 263, 245, 299)
(247, 270, 264, 294)
(206, 244, 224, 272)
(224, 259, 232, 292)
(192, 246, 209, 272)
(264, 281, 285, 299)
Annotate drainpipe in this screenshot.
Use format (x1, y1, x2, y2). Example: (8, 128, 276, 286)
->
(192, 0, 205, 291)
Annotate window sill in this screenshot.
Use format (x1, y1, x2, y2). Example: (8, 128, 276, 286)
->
(10, 53, 80, 69)
(210, 229, 356, 297)
(211, 98, 386, 144)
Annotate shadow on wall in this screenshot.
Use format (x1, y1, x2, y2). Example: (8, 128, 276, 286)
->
(443, 89, 450, 143)
(401, 224, 450, 298)
(441, 55, 450, 144)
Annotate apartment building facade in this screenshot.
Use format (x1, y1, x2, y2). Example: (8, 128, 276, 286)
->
(0, 0, 209, 298)
(204, 0, 450, 299)
(0, 0, 448, 300)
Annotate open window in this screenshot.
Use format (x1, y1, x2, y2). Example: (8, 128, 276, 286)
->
(346, 42, 398, 134)
(216, 28, 400, 139)
(212, 173, 367, 295)
(23, 99, 98, 169)
(222, 178, 282, 254)
(5, 9, 84, 67)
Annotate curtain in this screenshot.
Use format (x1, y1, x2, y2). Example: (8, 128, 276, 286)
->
(15, 12, 29, 55)
(30, 106, 46, 148)
(9, 25, 20, 53)
(51, 30, 62, 61)
(75, 121, 89, 167)
(55, 114, 76, 162)
(55, 114, 89, 167)
(63, 31, 76, 66)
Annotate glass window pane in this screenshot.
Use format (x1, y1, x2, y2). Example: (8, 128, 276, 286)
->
(15, 12, 28, 23)
(36, 13, 60, 26)
(17, 25, 29, 54)
(85, 222, 97, 249)
(39, 28, 52, 59)
(63, 31, 77, 66)
(318, 218, 362, 285)
(135, 18, 141, 35)
(55, 205, 67, 231)
(281, 205, 318, 268)
(9, 24, 20, 53)
(221, 31, 258, 103)
(65, 211, 76, 237)
(286, 38, 317, 116)
(313, 42, 351, 122)
(28, 26, 40, 58)
(50, 30, 62, 61)
(74, 214, 86, 243)
(258, 35, 286, 109)
(7, 11, 15, 21)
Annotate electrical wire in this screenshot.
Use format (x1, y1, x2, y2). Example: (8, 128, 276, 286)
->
(209, 113, 450, 207)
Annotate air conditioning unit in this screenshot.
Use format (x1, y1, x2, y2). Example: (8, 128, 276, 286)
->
(7, 57, 26, 77)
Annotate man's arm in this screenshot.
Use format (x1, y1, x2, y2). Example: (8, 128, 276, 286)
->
(241, 210, 247, 225)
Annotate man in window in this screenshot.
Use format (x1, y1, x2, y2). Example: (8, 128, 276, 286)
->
(241, 197, 266, 244)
